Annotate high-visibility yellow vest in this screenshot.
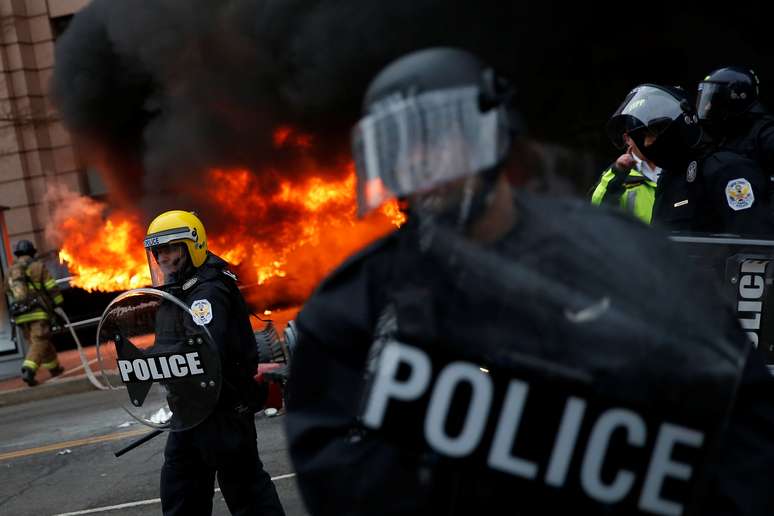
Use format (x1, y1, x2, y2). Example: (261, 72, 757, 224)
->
(591, 167, 657, 224)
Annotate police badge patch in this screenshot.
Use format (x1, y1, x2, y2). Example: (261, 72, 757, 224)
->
(725, 178, 755, 211)
(686, 161, 697, 183)
(191, 299, 213, 325)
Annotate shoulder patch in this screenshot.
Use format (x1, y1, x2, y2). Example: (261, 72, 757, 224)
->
(222, 269, 238, 281)
(725, 178, 755, 211)
(182, 277, 198, 291)
(190, 299, 213, 325)
(686, 161, 697, 183)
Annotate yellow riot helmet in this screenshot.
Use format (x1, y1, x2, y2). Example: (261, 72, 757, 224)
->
(144, 211, 207, 286)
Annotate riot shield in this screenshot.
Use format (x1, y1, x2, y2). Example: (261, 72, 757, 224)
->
(670, 234, 774, 370)
(348, 223, 749, 516)
(96, 288, 221, 431)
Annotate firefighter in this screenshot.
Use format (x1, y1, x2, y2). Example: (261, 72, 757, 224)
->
(285, 48, 774, 515)
(143, 210, 285, 516)
(5, 239, 64, 386)
(697, 66, 774, 174)
(608, 83, 774, 235)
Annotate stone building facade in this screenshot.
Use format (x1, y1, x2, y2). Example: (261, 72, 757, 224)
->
(0, 0, 90, 255)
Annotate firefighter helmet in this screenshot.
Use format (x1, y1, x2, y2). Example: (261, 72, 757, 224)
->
(13, 239, 37, 258)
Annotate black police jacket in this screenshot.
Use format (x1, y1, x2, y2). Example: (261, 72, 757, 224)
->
(718, 109, 774, 174)
(286, 192, 774, 516)
(652, 150, 774, 235)
(164, 253, 264, 412)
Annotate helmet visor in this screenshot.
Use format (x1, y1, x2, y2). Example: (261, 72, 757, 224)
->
(696, 82, 728, 121)
(607, 85, 685, 149)
(352, 86, 509, 216)
(146, 243, 189, 287)
(145, 227, 196, 287)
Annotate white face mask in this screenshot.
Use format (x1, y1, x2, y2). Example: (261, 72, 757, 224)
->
(631, 153, 662, 183)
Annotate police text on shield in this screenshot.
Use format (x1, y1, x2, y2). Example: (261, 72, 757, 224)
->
(118, 352, 205, 383)
(363, 341, 705, 516)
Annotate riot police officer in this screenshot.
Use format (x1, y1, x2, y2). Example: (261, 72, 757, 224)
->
(697, 66, 774, 173)
(144, 210, 285, 516)
(608, 83, 774, 235)
(286, 48, 774, 515)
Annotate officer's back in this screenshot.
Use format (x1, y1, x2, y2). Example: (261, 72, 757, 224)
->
(286, 48, 774, 516)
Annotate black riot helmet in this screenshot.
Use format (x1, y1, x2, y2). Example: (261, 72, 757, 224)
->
(352, 47, 522, 222)
(606, 84, 702, 170)
(13, 239, 37, 258)
(697, 67, 760, 122)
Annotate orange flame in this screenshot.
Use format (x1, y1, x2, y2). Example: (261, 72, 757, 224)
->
(51, 193, 151, 292)
(204, 165, 404, 296)
(54, 157, 404, 308)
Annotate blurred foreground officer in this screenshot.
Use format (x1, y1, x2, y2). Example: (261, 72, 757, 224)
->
(608, 83, 774, 235)
(144, 211, 285, 516)
(697, 67, 774, 173)
(285, 48, 774, 516)
(5, 239, 64, 386)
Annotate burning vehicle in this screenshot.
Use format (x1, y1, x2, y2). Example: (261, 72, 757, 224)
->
(48, 150, 404, 413)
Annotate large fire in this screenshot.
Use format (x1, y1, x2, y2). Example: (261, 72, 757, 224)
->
(53, 129, 405, 308)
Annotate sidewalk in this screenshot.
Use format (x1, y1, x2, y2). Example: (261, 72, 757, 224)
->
(0, 345, 105, 407)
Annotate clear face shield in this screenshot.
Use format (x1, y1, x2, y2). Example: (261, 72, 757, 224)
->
(352, 86, 510, 217)
(144, 227, 196, 287)
(607, 85, 687, 150)
(696, 82, 728, 121)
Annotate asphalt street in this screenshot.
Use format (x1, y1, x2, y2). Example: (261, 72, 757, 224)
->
(0, 389, 308, 516)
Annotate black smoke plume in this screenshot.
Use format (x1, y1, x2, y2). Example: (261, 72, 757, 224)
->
(53, 0, 772, 225)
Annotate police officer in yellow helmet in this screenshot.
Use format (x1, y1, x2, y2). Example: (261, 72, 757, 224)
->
(144, 210, 285, 516)
(145, 210, 209, 287)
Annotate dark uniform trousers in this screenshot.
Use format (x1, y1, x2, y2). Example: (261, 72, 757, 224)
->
(161, 409, 284, 516)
